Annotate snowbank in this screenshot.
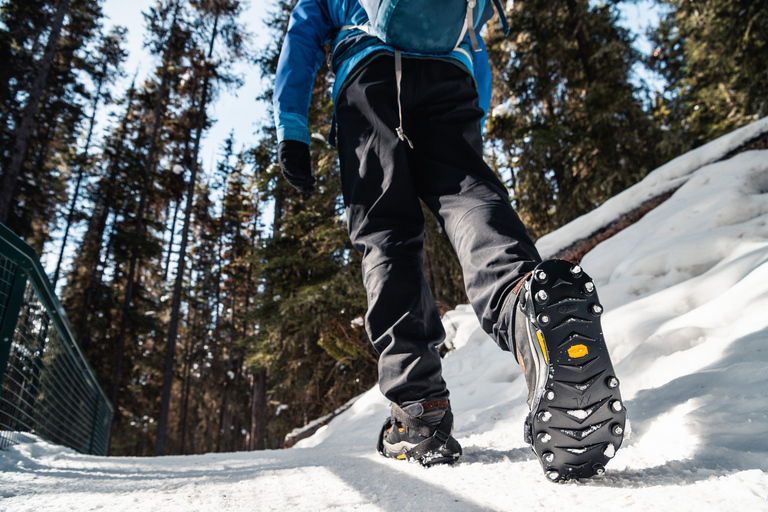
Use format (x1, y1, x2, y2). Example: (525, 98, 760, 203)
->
(537, 116, 768, 258)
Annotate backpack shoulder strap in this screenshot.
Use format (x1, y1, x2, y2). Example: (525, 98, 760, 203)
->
(490, 0, 510, 35)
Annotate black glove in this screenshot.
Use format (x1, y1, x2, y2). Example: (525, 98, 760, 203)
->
(278, 140, 315, 196)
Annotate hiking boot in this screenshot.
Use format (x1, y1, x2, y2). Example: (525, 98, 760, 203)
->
(377, 399, 462, 466)
(511, 259, 626, 482)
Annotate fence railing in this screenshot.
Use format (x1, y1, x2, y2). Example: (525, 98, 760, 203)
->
(0, 222, 112, 455)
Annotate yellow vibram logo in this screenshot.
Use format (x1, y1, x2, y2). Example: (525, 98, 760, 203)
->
(536, 330, 549, 364)
(568, 344, 589, 358)
(397, 454, 406, 460)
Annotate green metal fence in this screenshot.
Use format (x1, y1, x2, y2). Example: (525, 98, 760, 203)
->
(0, 222, 112, 455)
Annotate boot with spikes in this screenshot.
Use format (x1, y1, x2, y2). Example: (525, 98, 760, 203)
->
(511, 259, 626, 482)
(377, 399, 462, 466)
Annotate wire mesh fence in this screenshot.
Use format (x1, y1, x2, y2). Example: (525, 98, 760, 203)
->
(0, 223, 112, 455)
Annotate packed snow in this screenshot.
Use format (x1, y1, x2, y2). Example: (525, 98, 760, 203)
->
(2, 122, 768, 510)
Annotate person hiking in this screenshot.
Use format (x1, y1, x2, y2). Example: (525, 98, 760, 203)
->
(273, 0, 626, 482)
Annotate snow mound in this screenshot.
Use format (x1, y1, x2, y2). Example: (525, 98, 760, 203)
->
(2, 121, 768, 510)
(537, 116, 768, 258)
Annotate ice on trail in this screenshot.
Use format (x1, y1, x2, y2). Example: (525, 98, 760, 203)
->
(3, 122, 768, 510)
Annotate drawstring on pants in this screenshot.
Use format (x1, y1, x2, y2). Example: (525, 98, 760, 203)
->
(394, 50, 414, 149)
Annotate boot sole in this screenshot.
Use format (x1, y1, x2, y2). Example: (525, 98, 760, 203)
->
(381, 443, 461, 466)
(521, 260, 626, 482)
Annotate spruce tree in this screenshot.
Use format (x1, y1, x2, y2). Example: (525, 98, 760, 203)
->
(110, 0, 187, 417)
(0, 0, 103, 248)
(155, 0, 250, 456)
(650, 0, 768, 151)
(61, 78, 138, 352)
(52, 26, 127, 288)
(0, 0, 73, 225)
(486, 0, 662, 238)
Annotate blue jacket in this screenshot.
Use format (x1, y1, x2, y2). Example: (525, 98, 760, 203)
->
(273, 0, 496, 146)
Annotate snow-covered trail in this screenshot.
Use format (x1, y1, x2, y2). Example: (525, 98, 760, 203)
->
(3, 120, 768, 511)
(2, 421, 766, 511)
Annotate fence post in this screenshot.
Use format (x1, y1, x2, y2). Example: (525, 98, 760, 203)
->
(0, 264, 27, 389)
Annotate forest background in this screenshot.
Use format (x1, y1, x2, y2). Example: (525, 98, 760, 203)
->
(0, 0, 765, 456)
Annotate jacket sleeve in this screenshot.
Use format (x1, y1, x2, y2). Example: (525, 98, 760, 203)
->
(474, 36, 492, 131)
(474, 0, 495, 134)
(273, 0, 333, 145)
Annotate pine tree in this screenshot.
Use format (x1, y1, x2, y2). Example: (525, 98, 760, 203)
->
(59, 28, 189, 455)
(0, 0, 50, 142)
(650, 0, 768, 152)
(0, 0, 103, 248)
(485, 0, 663, 238)
(52, 26, 127, 288)
(155, 0, 250, 456)
(61, 78, 138, 352)
(0, 0, 73, 225)
(110, 0, 187, 416)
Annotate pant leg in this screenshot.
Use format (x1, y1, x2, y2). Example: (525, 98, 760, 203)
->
(335, 56, 449, 408)
(402, 58, 543, 347)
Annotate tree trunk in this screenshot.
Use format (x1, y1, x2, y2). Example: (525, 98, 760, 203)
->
(111, 1, 181, 412)
(76, 81, 136, 344)
(0, 0, 71, 224)
(155, 7, 221, 456)
(244, 206, 264, 451)
(178, 301, 197, 454)
(53, 67, 106, 288)
(162, 199, 181, 281)
(248, 369, 267, 450)
(219, 294, 237, 452)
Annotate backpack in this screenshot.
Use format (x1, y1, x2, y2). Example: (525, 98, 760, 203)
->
(353, 0, 509, 55)
(342, 0, 510, 148)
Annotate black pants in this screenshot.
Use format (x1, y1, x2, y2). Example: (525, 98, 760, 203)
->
(336, 55, 541, 408)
